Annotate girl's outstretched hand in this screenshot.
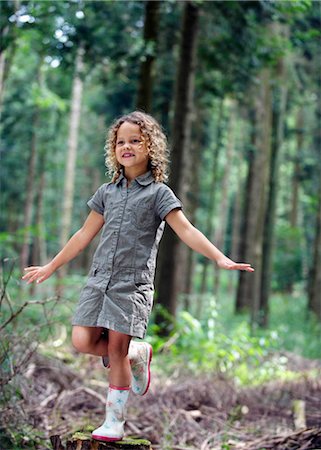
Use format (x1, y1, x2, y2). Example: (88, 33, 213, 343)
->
(216, 256, 254, 272)
(22, 263, 55, 284)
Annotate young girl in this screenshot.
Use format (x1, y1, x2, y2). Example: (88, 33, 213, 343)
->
(22, 111, 254, 442)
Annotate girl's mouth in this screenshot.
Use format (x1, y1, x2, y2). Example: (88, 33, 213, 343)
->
(122, 153, 134, 158)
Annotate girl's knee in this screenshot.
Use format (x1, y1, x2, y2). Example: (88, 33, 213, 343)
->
(71, 326, 101, 354)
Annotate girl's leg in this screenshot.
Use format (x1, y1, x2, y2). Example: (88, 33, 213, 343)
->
(72, 326, 151, 393)
(71, 325, 108, 356)
(107, 329, 132, 387)
(92, 330, 132, 442)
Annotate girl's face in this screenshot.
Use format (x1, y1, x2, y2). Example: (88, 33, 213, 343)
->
(115, 121, 149, 176)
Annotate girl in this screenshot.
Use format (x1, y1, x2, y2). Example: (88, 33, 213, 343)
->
(22, 111, 254, 442)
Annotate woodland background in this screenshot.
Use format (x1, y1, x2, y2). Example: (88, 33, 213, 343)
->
(0, 1, 321, 449)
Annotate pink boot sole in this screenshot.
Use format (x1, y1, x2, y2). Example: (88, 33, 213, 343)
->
(92, 434, 122, 442)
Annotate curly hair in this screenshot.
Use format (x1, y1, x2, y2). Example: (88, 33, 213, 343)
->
(105, 111, 170, 183)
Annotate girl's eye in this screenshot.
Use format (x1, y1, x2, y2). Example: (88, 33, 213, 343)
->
(117, 141, 124, 146)
(132, 139, 141, 144)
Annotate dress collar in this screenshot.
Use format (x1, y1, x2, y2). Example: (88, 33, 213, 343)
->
(135, 170, 154, 186)
(115, 169, 154, 187)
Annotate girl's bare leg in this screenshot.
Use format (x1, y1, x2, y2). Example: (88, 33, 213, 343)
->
(72, 325, 109, 356)
(72, 326, 131, 386)
(107, 329, 132, 386)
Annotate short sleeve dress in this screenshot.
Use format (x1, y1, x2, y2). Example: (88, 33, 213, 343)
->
(72, 169, 183, 338)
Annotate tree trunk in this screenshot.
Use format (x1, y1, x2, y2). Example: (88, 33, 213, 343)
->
(213, 100, 236, 297)
(20, 110, 39, 272)
(0, 1, 19, 116)
(155, 1, 199, 331)
(307, 80, 321, 320)
(30, 152, 47, 297)
(290, 108, 304, 228)
(58, 45, 84, 281)
(136, 1, 161, 112)
(182, 104, 206, 310)
(308, 181, 321, 320)
(260, 55, 288, 327)
(235, 107, 256, 313)
(197, 100, 224, 302)
(236, 68, 272, 327)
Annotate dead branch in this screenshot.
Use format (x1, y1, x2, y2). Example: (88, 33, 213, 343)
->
(0, 296, 57, 331)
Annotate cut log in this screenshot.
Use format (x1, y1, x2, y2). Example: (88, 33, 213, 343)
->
(292, 399, 306, 430)
(50, 433, 152, 450)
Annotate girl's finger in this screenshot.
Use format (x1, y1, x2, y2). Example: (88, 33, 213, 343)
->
(27, 273, 40, 284)
(24, 266, 40, 272)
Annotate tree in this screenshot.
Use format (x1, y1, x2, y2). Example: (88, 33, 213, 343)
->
(307, 59, 321, 320)
(58, 44, 84, 275)
(236, 66, 273, 326)
(260, 26, 289, 327)
(136, 1, 161, 112)
(156, 1, 199, 330)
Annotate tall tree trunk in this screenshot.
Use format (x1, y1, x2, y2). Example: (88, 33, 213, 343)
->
(307, 81, 321, 320)
(136, 1, 161, 112)
(198, 101, 224, 306)
(58, 45, 84, 281)
(20, 110, 39, 272)
(30, 152, 47, 297)
(236, 68, 272, 327)
(32, 156, 47, 267)
(0, 1, 19, 116)
(260, 56, 288, 327)
(213, 101, 235, 297)
(182, 105, 206, 310)
(290, 108, 304, 228)
(235, 107, 256, 313)
(155, 1, 199, 331)
(308, 180, 321, 320)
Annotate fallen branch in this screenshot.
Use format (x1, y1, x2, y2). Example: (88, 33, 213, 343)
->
(234, 427, 321, 450)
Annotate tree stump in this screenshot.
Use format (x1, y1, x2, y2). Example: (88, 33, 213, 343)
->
(50, 432, 152, 450)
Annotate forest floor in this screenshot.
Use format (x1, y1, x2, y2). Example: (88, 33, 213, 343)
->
(2, 347, 321, 450)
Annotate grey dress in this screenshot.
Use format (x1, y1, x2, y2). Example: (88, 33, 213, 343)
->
(72, 169, 183, 338)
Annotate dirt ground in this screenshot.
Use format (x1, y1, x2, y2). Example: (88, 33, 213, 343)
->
(2, 350, 321, 450)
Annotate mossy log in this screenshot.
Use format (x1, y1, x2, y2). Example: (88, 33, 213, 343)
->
(50, 432, 152, 450)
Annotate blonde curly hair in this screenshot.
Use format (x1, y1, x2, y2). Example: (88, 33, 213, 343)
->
(105, 111, 170, 183)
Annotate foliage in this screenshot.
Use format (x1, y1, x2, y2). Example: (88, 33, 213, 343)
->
(150, 304, 297, 386)
(273, 224, 304, 292)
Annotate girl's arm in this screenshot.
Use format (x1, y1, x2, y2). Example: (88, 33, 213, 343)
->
(165, 209, 254, 272)
(22, 210, 105, 284)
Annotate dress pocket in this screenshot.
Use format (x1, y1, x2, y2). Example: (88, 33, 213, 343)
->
(131, 200, 155, 229)
(86, 265, 108, 292)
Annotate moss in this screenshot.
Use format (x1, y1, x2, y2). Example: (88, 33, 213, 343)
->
(118, 437, 151, 446)
(70, 432, 151, 446)
(71, 431, 92, 440)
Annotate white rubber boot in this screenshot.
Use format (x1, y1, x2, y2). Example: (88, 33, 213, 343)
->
(102, 341, 152, 396)
(130, 341, 153, 396)
(92, 385, 130, 442)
